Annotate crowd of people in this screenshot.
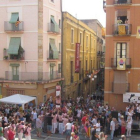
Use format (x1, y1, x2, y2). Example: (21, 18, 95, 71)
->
(0, 94, 137, 140)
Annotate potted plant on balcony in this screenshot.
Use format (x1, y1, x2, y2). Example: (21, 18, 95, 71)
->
(4, 56, 8, 60)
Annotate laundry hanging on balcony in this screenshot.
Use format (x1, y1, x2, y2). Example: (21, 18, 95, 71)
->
(8, 37, 21, 55)
(9, 13, 19, 23)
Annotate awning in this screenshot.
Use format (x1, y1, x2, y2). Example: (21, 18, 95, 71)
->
(9, 13, 19, 23)
(113, 71, 126, 94)
(51, 16, 59, 32)
(8, 37, 21, 55)
(50, 39, 59, 59)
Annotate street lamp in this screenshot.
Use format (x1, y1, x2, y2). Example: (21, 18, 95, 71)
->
(94, 75, 97, 78)
(92, 78, 94, 81)
(89, 75, 91, 78)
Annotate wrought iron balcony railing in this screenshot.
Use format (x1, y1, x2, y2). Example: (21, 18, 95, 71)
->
(48, 23, 60, 34)
(4, 21, 24, 32)
(4, 71, 61, 81)
(113, 24, 132, 36)
(111, 58, 131, 69)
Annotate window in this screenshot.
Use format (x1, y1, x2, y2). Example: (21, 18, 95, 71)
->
(50, 65, 54, 80)
(59, 19, 61, 28)
(70, 61, 73, 83)
(80, 32, 82, 45)
(117, 10, 127, 24)
(86, 36, 88, 47)
(59, 43, 61, 53)
(58, 64, 61, 73)
(7, 89, 24, 96)
(51, 0, 54, 3)
(86, 60, 88, 71)
(116, 43, 127, 59)
(71, 29, 74, 44)
(91, 60, 93, 71)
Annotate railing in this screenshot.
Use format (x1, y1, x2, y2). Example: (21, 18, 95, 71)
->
(5, 71, 61, 81)
(4, 21, 24, 32)
(113, 24, 132, 36)
(47, 50, 59, 60)
(3, 49, 25, 61)
(111, 58, 131, 69)
(114, 0, 132, 5)
(71, 76, 74, 83)
(48, 23, 60, 34)
(97, 51, 104, 56)
(112, 82, 130, 92)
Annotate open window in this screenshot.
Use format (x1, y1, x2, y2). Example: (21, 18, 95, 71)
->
(116, 10, 127, 24)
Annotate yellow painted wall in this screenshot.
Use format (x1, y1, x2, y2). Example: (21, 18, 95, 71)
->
(62, 12, 97, 98)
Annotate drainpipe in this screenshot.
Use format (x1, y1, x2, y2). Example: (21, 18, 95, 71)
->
(90, 34, 92, 95)
(60, 0, 63, 99)
(82, 30, 85, 97)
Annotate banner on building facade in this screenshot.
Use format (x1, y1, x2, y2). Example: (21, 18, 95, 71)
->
(136, 26, 140, 39)
(75, 43, 80, 73)
(123, 93, 140, 103)
(117, 58, 126, 70)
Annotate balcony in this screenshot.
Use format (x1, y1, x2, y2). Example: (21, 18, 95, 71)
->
(47, 50, 59, 61)
(113, 24, 132, 36)
(4, 21, 24, 33)
(114, 0, 132, 5)
(97, 51, 104, 56)
(111, 58, 131, 69)
(71, 76, 74, 83)
(48, 23, 60, 34)
(4, 71, 61, 81)
(3, 48, 25, 61)
(112, 82, 130, 93)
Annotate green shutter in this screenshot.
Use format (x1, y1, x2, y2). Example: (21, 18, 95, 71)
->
(8, 37, 21, 55)
(51, 16, 59, 32)
(9, 13, 19, 23)
(50, 39, 59, 59)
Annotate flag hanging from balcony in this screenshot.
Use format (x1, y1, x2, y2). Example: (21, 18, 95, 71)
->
(136, 26, 140, 39)
(117, 58, 126, 70)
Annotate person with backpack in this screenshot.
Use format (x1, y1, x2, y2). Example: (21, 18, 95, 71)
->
(24, 123, 31, 140)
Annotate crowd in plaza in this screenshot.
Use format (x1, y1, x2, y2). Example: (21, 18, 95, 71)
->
(0, 94, 138, 140)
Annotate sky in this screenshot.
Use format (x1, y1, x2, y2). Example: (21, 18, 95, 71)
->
(62, 0, 106, 27)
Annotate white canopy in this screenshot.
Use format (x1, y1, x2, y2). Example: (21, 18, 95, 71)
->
(0, 94, 36, 105)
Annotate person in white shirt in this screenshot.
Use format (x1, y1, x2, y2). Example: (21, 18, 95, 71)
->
(126, 118, 132, 137)
(92, 116, 97, 125)
(65, 120, 72, 140)
(96, 120, 101, 135)
(110, 118, 115, 140)
(31, 108, 37, 128)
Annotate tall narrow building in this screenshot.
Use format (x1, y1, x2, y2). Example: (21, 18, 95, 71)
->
(104, 0, 140, 109)
(62, 12, 97, 99)
(0, 0, 62, 104)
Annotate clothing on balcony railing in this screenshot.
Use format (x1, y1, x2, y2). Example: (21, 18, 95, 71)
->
(8, 37, 21, 55)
